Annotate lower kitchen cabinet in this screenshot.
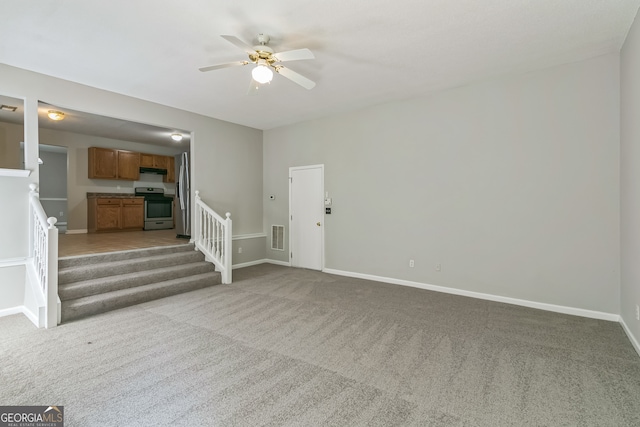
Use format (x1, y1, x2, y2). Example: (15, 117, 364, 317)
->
(88, 197, 144, 232)
(121, 199, 144, 229)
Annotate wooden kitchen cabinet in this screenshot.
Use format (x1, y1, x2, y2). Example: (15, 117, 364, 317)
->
(89, 147, 142, 181)
(140, 153, 154, 168)
(164, 156, 175, 183)
(88, 196, 144, 232)
(90, 147, 173, 181)
(121, 198, 144, 229)
(88, 147, 117, 179)
(94, 198, 122, 231)
(154, 155, 169, 169)
(141, 153, 169, 169)
(117, 150, 140, 180)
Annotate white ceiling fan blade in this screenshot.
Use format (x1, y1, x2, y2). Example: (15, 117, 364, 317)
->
(221, 35, 256, 55)
(276, 66, 316, 90)
(199, 61, 249, 72)
(247, 79, 261, 96)
(272, 48, 315, 62)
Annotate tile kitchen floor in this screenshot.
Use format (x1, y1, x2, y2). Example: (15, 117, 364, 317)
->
(58, 229, 189, 258)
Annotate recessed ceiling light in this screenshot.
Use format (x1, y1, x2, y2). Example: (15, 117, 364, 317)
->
(171, 133, 183, 142)
(47, 110, 65, 121)
(0, 105, 18, 112)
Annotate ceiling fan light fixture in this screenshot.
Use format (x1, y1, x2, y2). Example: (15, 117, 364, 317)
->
(252, 63, 273, 84)
(47, 110, 65, 121)
(171, 133, 183, 142)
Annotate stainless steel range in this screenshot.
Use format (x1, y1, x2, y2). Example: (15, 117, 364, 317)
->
(135, 187, 174, 230)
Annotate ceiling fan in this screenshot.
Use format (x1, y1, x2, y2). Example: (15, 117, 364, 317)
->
(199, 34, 316, 94)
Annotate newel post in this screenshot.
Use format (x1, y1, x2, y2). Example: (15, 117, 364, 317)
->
(28, 184, 38, 257)
(45, 217, 59, 328)
(194, 191, 201, 248)
(223, 212, 232, 284)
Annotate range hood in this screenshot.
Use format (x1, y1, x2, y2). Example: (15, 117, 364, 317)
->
(139, 167, 168, 175)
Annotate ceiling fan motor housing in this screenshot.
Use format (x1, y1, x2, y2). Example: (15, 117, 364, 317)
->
(250, 46, 275, 65)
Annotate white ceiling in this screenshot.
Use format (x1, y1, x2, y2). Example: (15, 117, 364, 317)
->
(1, 0, 639, 131)
(0, 96, 191, 147)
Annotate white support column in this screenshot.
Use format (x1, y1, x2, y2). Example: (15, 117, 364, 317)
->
(223, 212, 232, 284)
(45, 217, 58, 328)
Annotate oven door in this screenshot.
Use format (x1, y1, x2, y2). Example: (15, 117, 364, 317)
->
(144, 197, 174, 230)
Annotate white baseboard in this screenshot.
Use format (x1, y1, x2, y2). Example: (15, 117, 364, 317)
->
(233, 259, 291, 269)
(620, 317, 640, 357)
(265, 259, 291, 267)
(0, 305, 39, 327)
(233, 259, 269, 269)
(0, 306, 25, 318)
(65, 229, 87, 234)
(323, 268, 619, 322)
(0, 258, 27, 268)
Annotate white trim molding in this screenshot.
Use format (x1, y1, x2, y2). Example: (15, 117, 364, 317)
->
(0, 168, 32, 178)
(265, 259, 292, 267)
(65, 229, 88, 234)
(233, 258, 291, 269)
(232, 233, 266, 241)
(0, 258, 28, 268)
(323, 268, 620, 322)
(0, 306, 39, 326)
(620, 317, 640, 357)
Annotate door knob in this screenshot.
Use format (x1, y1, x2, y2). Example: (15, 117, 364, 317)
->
(316, 222, 321, 226)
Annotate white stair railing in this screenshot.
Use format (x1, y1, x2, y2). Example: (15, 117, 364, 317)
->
(194, 191, 232, 284)
(28, 183, 59, 328)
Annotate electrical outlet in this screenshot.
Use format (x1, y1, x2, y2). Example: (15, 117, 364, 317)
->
(436, 263, 442, 272)
(636, 304, 640, 321)
(238, 247, 243, 254)
(59, 211, 64, 217)
(409, 260, 414, 268)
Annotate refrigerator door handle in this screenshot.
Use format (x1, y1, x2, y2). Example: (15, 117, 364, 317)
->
(178, 163, 186, 210)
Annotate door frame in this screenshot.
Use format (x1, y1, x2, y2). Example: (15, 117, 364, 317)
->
(289, 164, 325, 270)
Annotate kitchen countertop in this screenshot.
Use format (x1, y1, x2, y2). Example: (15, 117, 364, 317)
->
(87, 192, 144, 199)
(87, 192, 175, 198)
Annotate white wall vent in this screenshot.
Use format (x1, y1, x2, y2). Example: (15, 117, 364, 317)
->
(271, 225, 285, 251)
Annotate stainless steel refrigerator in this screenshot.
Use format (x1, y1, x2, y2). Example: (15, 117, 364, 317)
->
(175, 152, 191, 239)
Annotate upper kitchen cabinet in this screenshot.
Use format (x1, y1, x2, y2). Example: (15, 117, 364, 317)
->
(164, 156, 175, 183)
(140, 153, 168, 169)
(88, 147, 141, 181)
(117, 150, 140, 180)
(88, 147, 117, 179)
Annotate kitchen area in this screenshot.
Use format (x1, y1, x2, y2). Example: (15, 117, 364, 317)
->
(61, 147, 192, 257)
(1, 99, 195, 256)
(86, 147, 190, 236)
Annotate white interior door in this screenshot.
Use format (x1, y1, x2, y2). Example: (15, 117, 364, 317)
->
(289, 165, 324, 270)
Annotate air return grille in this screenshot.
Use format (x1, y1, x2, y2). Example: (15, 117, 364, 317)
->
(271, 225, 285, 251)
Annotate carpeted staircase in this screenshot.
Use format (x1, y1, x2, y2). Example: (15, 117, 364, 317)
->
(58, 243, 221, 322)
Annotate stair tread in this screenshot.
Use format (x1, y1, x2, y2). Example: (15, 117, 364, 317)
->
(59, 250, 201, 273)
(59, 261, 214, 290)
(62, 271, 221, 309)
(58, 261, 216, 300)
(58, 243, 195, 268)
(58, 244, 222, 322)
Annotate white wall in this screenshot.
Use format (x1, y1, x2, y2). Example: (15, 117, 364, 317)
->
(0, 64, 264, 301)
(264, 53, 620, 315)
(621, 9, 640, 349)
(0, 265, 25, 312)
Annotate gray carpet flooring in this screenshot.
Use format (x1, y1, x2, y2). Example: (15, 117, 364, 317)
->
(1, 263, 639, 426)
